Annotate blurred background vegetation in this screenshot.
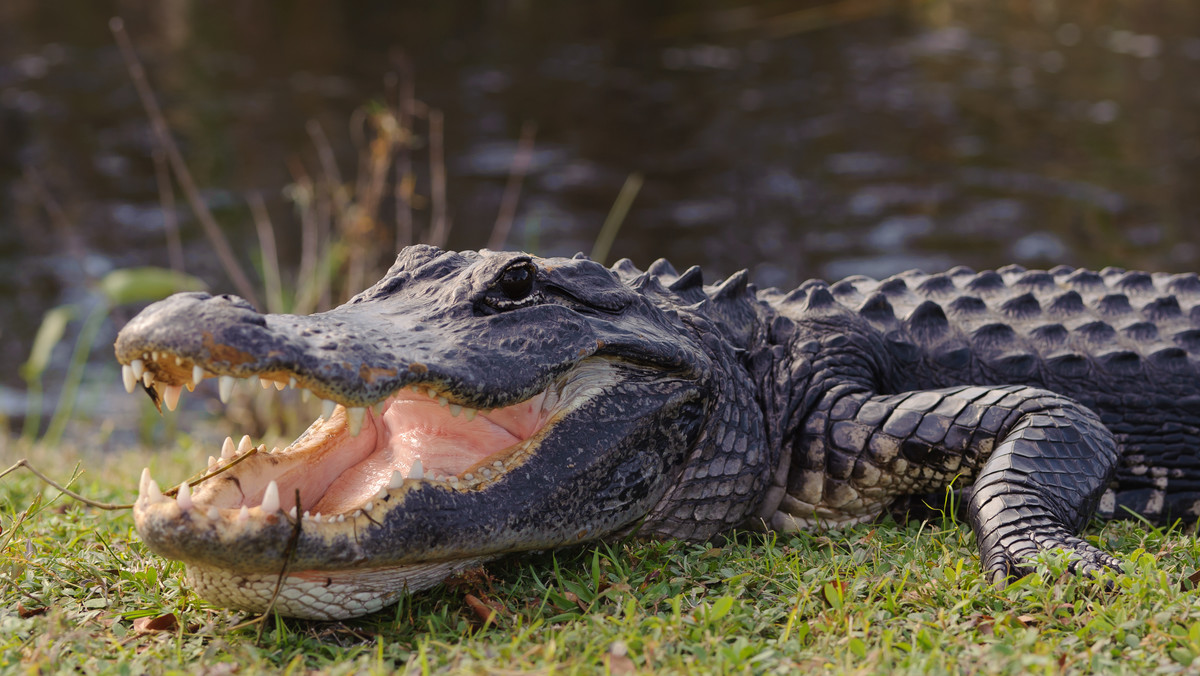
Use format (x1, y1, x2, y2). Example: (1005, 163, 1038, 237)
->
(2, 0, 1199, 447)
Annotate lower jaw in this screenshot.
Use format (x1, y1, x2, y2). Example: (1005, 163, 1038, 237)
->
(183, 556, 486, 620)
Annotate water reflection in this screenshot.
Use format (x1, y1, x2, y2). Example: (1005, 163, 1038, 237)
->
(2, 0, 1200, 410)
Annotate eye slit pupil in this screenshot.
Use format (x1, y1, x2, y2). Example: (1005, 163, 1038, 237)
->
(499, 263, 535, 301)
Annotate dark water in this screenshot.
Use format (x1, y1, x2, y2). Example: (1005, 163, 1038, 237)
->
(3, 0, 1200, 423)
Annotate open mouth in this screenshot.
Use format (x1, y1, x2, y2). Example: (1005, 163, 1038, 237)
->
(127, 353, 616, 527)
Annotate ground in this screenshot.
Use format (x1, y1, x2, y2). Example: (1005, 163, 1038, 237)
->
(4, 440, 1200, 675)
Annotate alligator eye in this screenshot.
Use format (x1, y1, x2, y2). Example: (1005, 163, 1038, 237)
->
(497, 262, 536, 301)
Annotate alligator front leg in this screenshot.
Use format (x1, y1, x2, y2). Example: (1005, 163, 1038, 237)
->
(775, 384, 1120, 581)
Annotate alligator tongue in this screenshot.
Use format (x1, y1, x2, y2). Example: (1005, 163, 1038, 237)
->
(308, 390, 549, 514)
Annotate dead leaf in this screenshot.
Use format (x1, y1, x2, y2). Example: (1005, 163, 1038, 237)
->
(1015, 614, 1037, 627)
(133, 613, 179, 634)
(701, 547, 724, 558)
(1184, 569, 1200, 590)
(464, 594, 506, 628)
(17, 603, 46, 618)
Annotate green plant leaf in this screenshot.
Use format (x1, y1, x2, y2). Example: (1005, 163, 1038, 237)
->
(20, 305, 76, 382)
(98, 267, 207, 306)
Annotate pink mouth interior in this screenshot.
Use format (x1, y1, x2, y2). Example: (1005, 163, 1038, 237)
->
(221, 388, 555, 516)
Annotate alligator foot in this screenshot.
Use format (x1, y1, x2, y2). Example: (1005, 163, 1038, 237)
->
(967, 389, 1122, 585)
(979, 521, 1122, 585)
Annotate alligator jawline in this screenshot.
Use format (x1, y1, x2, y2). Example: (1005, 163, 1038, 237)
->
(132, 355, 619, 533)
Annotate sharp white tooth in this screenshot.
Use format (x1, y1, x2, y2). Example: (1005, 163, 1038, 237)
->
(130, 359, 145, 379)
(410, 459, 424, 480)
(437, 396, 448, 407)
(221, 437, 236, 459)
(122, 365, 137, 393)
(289, 506, 298, 518)
(207, 507, 219, 520)
(321, 400, 337, 419)
(207, 455, 218, 469)
(464, 473, 474, 481)
(288, 377, 296, 390)
(337, 514, 346, 522)
(260, 377, 272, 390)
(302, 510, 311, 520)
(142, 371, 154, 388)
(482, 468, 493, 478)
(347, 407, 366, 436)
(142, 352, 150, 361)
(274, 379, 286, 391)
(363, 502, 373, 512)
(447, 476, 459, 485)
(426, 387, 438, 398)
(448, 404, 462, 417)
(175, 356, 183, 366)
(256, 444, 266, 454)
(176, 481, 192, 510)
(271, 446, 281, 455)
(139, 467, 151, 495)
(312, 512, 322, 522)
(261, 480, 280, 513)
(219, 376, 235, 403)
(151, 351, 159, 361)
(464, 408, 477, 422)
(389, 470, 405, 489)
(375, 488, 387, 500)
(147, 479, 163, 504)
(238, 505, 249, 521)
(410, 385, 420, 393)
(493, 461, 504, 469)
(163, 384, 183, 411)
(185, 380, 195, 393)
(300, 388, 311, 403)
(192, 365, 205, 386)
(238, 435, 253, 453)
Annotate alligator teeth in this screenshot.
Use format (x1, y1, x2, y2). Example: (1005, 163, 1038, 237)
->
(260, 377, 272, 390)
(426, 387, 438, 399)
(163, 384, 183, 411)
(373, 401, 386, 416)
(481, 468, 493, 478)
(192, 364, 205, 386)
(174, 356, 183, 366)
(176, 481, 192, 510)
(271, 446, 281, 455)
(218, 376, 235, 403)
(238, 435, 253, 453)
(437, 396, 448, 407)
(146, 479, 163, 504)
(375, 488, 387, 500)
(464, 408, 477, 422)
(121, 365, 137, 393)
(288, 377, 297, 389)
(347, 407, 366, 436)
(463, 473, 474, 481)
(300, 388, 311, 403)
(207, 455, 218, 469)
(448, 404, 462, 417)
(139, 467, 151, 495)
(261, 480, 280, 513)
(207, 506, 219, 520)
(492, 461, 504, 469)
(152, 351, 159, 361)
(362, 502, 373, 512)
(142, 371, 154, 388)
(410, 459, 424, 480)
(288, 506, 298, 518)
(410, 385, 420, 393)
(130, 359, 145, 379)
(274, 379, 286, 391)
(221, 436, 236, 460)
(389, 470, 405, 489)
(321, 400, 337, 420)
(238, 505, 249, 521)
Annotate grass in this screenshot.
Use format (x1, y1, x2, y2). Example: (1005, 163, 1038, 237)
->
(5, 439, 1200, 674)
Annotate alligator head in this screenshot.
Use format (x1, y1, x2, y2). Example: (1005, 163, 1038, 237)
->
(115, 245, 769, 619)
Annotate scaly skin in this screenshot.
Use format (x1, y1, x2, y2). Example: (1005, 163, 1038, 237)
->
(115, 247, 1200, 618)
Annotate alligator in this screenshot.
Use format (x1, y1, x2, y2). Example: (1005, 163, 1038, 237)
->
(113, 245, 1200, 619)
